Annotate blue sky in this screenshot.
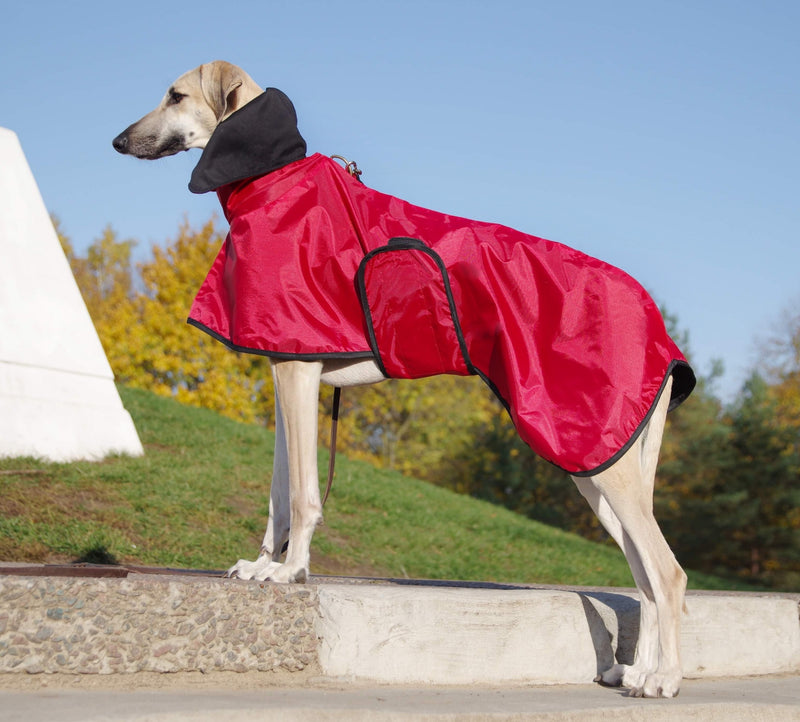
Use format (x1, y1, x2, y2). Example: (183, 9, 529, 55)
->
(2, 1, 798, 400)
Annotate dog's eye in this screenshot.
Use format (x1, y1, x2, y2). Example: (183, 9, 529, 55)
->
(167, 89, 187, 106)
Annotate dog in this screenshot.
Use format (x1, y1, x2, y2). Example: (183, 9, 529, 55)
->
(113, 61, 693, 698)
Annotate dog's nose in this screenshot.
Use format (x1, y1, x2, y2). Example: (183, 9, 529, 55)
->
(112, 133, 129, 154)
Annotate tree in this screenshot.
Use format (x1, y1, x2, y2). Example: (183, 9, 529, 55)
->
(124, 219, 275, 424)
(58, 218, 274, 425)
(656, 370, 800, 589)
(55, 214, 800, 587)
(654, 364, 731, 568)
(721, 374, 799, 586)
(438, 405, 599, 537)
(761, 298, 800, 432)
(56, 217, 136, 321)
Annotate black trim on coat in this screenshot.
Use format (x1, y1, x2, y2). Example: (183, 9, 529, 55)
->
(186, 317, 377, 362)
(562, 359, 694, 478)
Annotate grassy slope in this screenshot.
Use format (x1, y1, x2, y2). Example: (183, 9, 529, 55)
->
(0, 386, 746, 590)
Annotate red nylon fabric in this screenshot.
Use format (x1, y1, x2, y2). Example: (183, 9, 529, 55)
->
(359, 241, 472, 379)
(188, 153, 693, 474)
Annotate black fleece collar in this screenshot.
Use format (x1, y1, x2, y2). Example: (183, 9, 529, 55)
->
(189, 87, 307, 194)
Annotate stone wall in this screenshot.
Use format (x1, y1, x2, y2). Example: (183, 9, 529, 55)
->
(0, 573, 318, 675)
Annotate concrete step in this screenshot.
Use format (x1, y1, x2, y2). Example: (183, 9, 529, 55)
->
(1, 563, 798, 688)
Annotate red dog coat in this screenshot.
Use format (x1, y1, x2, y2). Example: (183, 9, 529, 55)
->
(187, 89, 695, 475)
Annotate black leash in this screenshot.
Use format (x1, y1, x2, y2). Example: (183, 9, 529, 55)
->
(323, 386, 341, 507)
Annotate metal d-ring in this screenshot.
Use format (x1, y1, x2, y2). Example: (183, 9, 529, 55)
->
(330, 154, 363, 181)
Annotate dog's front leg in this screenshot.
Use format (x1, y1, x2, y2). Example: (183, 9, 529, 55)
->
(261, 374, 291, 559)
(227, 360, 323, 583)
(268, 359, 324, 582)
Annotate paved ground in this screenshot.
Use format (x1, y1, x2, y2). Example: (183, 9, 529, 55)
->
(0, 673, 798, 721)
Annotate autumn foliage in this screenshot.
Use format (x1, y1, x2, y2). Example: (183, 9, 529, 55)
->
(58, 218, 276, 424)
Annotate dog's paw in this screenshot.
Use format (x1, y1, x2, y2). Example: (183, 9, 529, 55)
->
(225, 558, 308, 584)
(631, 671, 681, 699)
(266, 562, 308, 584)
(596, 664, 650, 691)
(596, 664, 680, 698)
(595, 663, 628, 688)
(226, 557, 281, 581)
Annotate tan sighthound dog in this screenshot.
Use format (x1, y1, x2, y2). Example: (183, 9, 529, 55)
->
(113, 61, 688, 698)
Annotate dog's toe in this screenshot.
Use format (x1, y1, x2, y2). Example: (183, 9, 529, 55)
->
(226, 559, 260, 580)
(226, 558, 288, 582)
(639, 672, 681, 699)
(595, 664, 626, 688)
(266, 563, 308, 584)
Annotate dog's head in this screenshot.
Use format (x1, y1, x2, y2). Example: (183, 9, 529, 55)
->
(112, 61, 261, 159)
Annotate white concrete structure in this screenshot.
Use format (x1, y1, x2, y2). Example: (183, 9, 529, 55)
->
(316, 585, 800, 685)
(0, 127, 143, 461)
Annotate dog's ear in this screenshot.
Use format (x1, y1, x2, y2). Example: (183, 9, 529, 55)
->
(199, 61, 245, 121)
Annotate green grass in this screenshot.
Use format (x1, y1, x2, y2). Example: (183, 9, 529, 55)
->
(0, 386, 749, 590)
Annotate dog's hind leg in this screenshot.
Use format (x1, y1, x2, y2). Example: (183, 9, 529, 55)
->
(572, 477, 659, 684)
(572, 376, 686, 698)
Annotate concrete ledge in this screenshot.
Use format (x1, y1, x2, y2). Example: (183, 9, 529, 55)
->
(1, 564, 798, 685)
(316, 584, 800, 684)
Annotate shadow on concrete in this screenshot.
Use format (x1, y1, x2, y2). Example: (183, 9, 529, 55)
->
(578, 591, 640, 675)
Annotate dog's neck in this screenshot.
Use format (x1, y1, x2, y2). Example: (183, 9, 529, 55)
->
(189, 88, 307, 194)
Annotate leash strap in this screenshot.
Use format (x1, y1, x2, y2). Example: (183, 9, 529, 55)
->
(322, 386, 341, 507)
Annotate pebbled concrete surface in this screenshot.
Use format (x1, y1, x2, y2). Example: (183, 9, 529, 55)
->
(0, 570, 319, 675)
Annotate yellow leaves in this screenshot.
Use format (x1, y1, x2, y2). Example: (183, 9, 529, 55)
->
(769, 377, 800, 431)
(760, 298, 800, 429)
(59, 217, 274, 427)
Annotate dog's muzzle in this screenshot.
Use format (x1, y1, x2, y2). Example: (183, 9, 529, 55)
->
(112, 129, 186, 160)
